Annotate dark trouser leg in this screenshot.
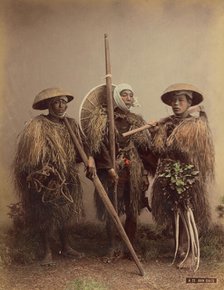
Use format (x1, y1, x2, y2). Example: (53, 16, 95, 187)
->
(124, 213, 137, 245)
(106, 216, 121, 258)
(106, 216, 116, 248)
(123, 200, 138, 259)
(97, 170, 117, 252)
(123, 178, 137, 246)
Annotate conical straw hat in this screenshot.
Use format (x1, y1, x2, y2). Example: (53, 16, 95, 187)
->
(79, 84, 115, 135)
(161, 83, 203, 106)
(32, 87, 74, 110)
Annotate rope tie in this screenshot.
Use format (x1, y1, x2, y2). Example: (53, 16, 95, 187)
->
(26, 164, 74, 204)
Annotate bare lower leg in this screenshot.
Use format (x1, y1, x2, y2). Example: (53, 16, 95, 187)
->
(177, 222, 193, 269)
(172, 218, 185, 258)
(178, 221, 186, 257)
(41, 231, 54, 265)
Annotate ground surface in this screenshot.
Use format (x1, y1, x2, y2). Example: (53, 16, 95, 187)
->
(0, 254, 223, 290)
(1, 222, 223, 290)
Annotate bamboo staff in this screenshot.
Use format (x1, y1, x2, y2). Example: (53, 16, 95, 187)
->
(122, 105, 202, 138)
(63, 117, 145, 276)
(104, 34, 118, 211)
(122, 122, 155, 137)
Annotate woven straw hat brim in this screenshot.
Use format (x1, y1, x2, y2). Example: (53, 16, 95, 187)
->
(161, 83, 203, 106)
(32, 88, 74, 110)
(79, 84, 115, 134)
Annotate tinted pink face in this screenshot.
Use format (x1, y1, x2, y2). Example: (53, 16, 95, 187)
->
(50, 96, 68, 116)
(120, 89, 134, 109)
(171, 94, 191, 116)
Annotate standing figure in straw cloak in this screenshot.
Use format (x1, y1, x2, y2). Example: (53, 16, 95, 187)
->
(150, 83, 215, 271)
(80, 83, 157, 259)
(13, 88, 95, 265)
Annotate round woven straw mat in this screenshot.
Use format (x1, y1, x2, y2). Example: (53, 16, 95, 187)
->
(79, 84, 115, 134)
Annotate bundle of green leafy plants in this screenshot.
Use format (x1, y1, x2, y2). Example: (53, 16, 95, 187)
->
(158, 159, 199, 211)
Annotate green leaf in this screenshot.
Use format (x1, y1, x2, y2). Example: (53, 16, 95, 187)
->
(191, 171, 199, 176)
(177, 187, 184, 194)
(176, 180, 185, 186)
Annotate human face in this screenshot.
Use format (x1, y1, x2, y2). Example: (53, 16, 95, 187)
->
(171, 94, 191, 117)
(50, 96, 68, 117)
(120, 89, 134, 109)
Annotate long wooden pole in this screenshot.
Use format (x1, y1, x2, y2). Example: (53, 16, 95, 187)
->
(63, 117, 145, 276)
(104, 34, 118, 212)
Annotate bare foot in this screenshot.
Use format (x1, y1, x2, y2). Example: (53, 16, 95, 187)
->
(102, 246, 125, 263)
(40, 252, 56, 266)
(62, 247, 85, 259)
(178, 250, 186, 259)
(177, 255, 196, 270)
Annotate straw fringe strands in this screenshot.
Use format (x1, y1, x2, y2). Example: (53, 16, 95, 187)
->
(84, 106, 108, 154)
(14, 115, 80, 173)
(126, 113, 152, 151)
(13, 115, 84, 231)
(166, 116, 215, 182)
(151, 123, 167, 155)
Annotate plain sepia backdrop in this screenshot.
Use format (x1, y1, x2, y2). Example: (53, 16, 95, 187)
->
(0, 0, 224, 227)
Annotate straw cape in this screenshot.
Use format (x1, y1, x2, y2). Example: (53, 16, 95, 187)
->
(151, 114, 215, 229)
(13, 115, 84, 231)
(150, 110, 215, 271)
(80, 84, 152, 218)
